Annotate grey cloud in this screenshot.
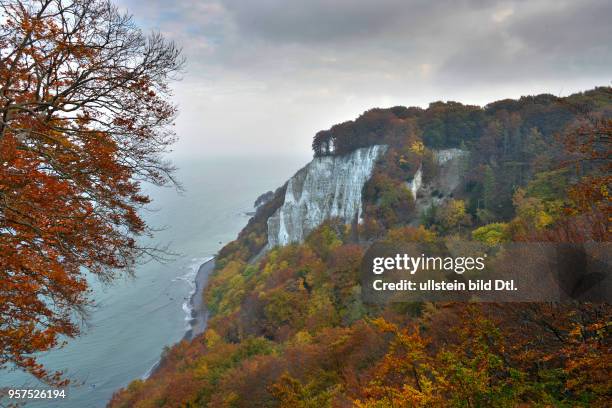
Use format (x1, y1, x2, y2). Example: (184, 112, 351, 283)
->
(222, 0, 416, 43)
(509, 0, 612, 52)
(123, 0, 611, 83)
(119, 0, 610, 157)
(438, 0, 612, 83)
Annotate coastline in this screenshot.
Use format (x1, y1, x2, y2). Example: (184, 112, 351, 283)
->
(183, 257, 215, 341)
(143, 257, 215, 379)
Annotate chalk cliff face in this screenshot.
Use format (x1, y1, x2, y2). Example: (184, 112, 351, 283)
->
(267, 145, 387, 247)
(409, 148, 469, 217)
(265, 146, 468, 248)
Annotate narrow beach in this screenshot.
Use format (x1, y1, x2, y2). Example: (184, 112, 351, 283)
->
(184, 258, 215, 340)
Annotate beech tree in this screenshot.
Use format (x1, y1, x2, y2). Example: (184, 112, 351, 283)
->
(0, 0, 183, 384)
(561, 115, 611, 241)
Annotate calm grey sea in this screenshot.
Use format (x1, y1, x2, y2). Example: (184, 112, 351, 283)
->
(0, 155, 307, 407)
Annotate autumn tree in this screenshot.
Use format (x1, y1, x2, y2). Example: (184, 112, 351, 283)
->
(0, 0, 183, 384)
(435, 199, 470, 232)
(560, 114, 611, 241)
(355, 318, 440, 407)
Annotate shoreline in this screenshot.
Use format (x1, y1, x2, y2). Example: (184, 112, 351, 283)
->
(183, 257, 215, 341)
(143, 257, 215, 379)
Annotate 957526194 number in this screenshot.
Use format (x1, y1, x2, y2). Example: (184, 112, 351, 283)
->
(5, 389, 66, 399)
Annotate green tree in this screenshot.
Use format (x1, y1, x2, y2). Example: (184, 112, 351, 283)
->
(483, 165, 496, 213)
(472, 223, 509, 246)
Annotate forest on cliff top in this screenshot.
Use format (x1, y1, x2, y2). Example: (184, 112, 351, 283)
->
(110, 87, 611, 408)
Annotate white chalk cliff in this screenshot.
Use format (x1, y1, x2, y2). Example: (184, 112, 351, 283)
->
(265, 146, 468, 248)
(408, 148, 469, 217)
(267, 145, 387, 247)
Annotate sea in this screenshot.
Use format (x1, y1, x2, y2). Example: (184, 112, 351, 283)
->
(0, 155, 307, 407)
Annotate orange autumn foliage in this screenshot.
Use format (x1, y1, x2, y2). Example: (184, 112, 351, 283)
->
(0, 0, 182, 384)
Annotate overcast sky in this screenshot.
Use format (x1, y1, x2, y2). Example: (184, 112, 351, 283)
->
(119, 0, 611, 159)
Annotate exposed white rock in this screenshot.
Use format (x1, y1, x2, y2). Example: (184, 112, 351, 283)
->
(436, 148, 466, 165)
(267, 145, 387, 247)
(408, 148, 469, 221)
(265, 146, 468, 248)
(407, 165, 422, 200)
(406, 148, 468, 200)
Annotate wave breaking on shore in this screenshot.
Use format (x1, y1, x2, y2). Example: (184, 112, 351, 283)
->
(142, 257, 215, 379)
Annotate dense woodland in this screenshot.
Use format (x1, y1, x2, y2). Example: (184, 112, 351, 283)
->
(110, 88, 611, 407)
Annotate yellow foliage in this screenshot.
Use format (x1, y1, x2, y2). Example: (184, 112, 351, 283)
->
(410, 141, 425, 155)
(204, 329, 221, 348)
(472, 223, 509, 246)
(291, 331, 313, 345)
(384, 225, 436, 244)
